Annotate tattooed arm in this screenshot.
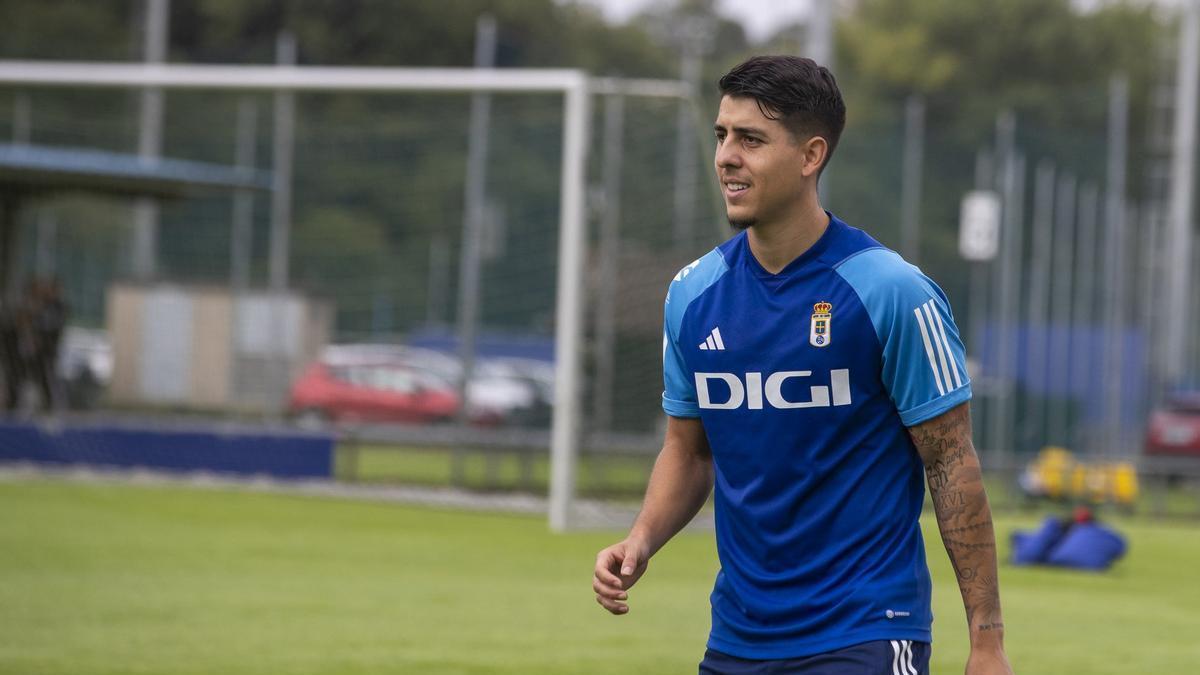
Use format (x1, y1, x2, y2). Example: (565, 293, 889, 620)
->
(909, 403, 1013, 675)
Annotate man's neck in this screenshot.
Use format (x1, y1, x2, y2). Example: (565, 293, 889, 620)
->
(746, 202, 830, 275)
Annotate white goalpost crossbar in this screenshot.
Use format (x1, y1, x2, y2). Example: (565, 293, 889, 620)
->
(0, 61, 690, 97)
(0, 60, 691, 531)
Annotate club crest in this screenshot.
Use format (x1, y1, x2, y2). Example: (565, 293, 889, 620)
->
(810, 301, 832, 348)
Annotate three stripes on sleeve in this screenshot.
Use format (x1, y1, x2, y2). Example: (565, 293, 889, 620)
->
(912, 298, 964, 397)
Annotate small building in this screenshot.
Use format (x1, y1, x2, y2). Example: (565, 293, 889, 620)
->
(107, 283, 331, 412)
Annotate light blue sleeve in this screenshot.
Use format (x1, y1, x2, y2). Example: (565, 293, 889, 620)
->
(662, 249, 729, 418)
(835, 248, 972, 426)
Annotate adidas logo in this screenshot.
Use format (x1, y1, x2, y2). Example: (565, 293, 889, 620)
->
(698, 327, 726, 351)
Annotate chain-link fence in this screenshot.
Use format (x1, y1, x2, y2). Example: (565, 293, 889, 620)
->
(2, 71, 1199, 520)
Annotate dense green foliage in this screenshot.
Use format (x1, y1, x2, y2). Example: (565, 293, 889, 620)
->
(826, 0, 1164, 298)
(0, 0, 1168, 340)
(2, 479, 1199, 673)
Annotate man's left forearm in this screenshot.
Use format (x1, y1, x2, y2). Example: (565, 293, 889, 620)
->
(909, 404, 1005, 649)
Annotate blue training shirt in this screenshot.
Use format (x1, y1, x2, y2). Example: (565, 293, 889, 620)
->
(662, 213, 971, 659)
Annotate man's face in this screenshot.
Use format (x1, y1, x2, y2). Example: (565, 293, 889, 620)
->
(713, 95, 813, 230)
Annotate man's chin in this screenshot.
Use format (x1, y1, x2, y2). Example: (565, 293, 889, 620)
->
(727, 216, 756, 231)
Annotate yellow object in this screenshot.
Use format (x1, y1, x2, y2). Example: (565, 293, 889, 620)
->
(1023, 447, 1140, 506)
(1070, 464, 1089, 500)
(1084, 464, 1109, 504)
(1111, 462, 1139, 505)
(1034, 446, 1075, 499)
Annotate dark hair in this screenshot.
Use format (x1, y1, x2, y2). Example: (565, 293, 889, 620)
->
(718, 55, 846, 172)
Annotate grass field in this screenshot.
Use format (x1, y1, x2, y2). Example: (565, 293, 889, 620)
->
(336, 444, 1200, 518)
(2, 479, 1199, 674)
(338, 444, 654, 496)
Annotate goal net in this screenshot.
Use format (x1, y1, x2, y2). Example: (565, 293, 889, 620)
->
(0, 63, 721, 529)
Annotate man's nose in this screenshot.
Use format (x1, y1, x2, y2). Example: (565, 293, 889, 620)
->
(716, 142, 741, 169)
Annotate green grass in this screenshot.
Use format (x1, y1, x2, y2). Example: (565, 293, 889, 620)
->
(338, 445, 1200, 518)
(2, 479, 1199, 674)
(339, 444, 655, 497)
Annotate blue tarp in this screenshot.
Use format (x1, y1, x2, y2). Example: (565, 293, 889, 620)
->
(1011, 516, 1127, 571)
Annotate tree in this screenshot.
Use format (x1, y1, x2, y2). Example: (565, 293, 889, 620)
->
(793, 0, 1163, 299)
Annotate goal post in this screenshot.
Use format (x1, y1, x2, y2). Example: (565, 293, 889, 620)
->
(548, 77, 589, 533)
(0, 60, 693, 531)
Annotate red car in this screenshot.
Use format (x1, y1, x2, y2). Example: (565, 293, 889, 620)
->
(1145, 393, 1200, 458)
(289, 360, 461, 425)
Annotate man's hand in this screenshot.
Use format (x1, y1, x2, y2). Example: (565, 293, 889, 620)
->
(966, 647, 1014, 674)
(591, 416, 712, 616)
(592, 537, 650, 614)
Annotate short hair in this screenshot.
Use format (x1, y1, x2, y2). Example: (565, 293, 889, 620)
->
(718, 55, 846, 172)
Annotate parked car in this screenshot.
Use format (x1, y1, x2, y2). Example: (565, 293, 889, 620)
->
(304, 343, 552, 427)
(472, 357, 554, 427)
(57, 327, 112, 410)
(1144, 392, 1200, 458)
(289, 360, 462, 426)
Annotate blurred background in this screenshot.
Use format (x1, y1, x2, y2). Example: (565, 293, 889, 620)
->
(4, 0, 1200, 515)
(2, 1, 1200, 672)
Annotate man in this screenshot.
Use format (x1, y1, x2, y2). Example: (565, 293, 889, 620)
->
(592, 56, 1013, 675)
(28, 278, 67, 412)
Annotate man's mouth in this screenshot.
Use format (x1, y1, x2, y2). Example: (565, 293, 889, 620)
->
(724, 182, 749, 196)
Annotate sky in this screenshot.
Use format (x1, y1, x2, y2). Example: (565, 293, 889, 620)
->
(580, 0, 815, 43)
(579, 0, 1184, 43)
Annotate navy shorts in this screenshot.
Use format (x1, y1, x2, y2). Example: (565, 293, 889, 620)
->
(698, 640, 930, 675)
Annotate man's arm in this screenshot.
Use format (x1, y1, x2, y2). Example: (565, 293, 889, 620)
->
(909, 403, 1013, 674)
(593, 415, 713, 615)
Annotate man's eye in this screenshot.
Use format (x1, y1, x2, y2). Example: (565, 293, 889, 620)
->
(744, 137, 761, 146)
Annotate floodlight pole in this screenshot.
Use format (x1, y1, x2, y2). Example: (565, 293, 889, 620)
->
(455, 14, 498, 437)
(1103, 74, 1129, 457)
(968, 148, 992, 452)
(672, 45, 698, 250)
(1071, 184, 1101, 452)
(990, 148, 1023, 470)
(967, 150, 993, 347)
(1165, 1, 1199, 389)
(807, 0, 834, 69)
(1023, 160, 1055, 453)
(900, 94, 925, 264)
(808, 0, 834, 203)
(268, 32, 296, 293)
(132, 0, 169, 281)
(671, 16, 712, 251)
(986, 111, 1017, 465)
(1048, 172, 1077, 446)
(1135, 205, 1162, 456)
(264, 32, 297, 414)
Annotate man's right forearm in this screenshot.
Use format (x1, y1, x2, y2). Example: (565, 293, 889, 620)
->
(628, 417, 714, 556)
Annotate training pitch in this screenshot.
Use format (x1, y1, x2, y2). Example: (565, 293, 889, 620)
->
(1, 478, 1198, 674)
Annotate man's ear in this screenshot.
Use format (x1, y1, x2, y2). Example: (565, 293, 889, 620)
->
(801, 136, 829, 178)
